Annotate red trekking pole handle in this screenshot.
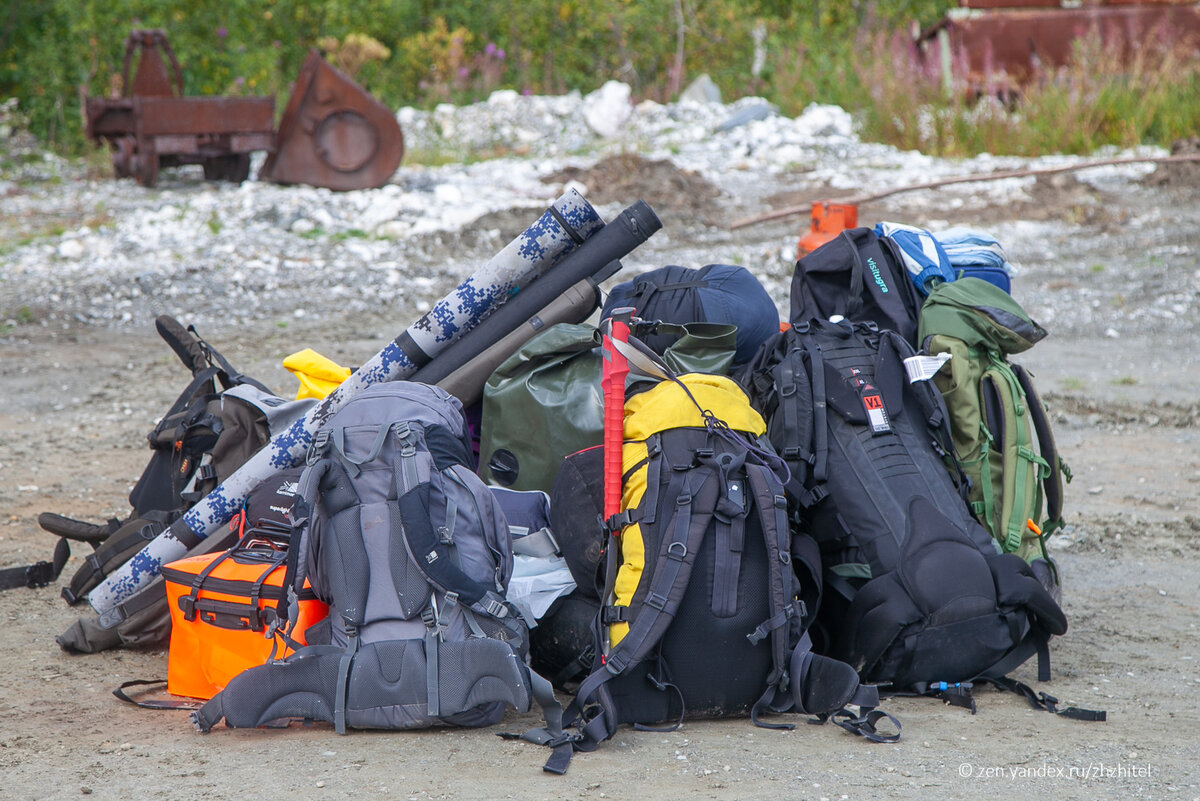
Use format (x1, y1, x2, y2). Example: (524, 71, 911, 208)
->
(601, 308, 635, 526)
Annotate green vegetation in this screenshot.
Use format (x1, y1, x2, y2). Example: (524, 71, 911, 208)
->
(2, 1, 1198, 157)
(1, 306, 37, 332)
(857, 28, 1200, 156)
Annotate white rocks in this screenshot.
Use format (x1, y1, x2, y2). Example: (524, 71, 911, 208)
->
(680, 74, 722, 105)
(0, 85, 1177, 337)
(583, 80, 633, 138)
(57, 239, 85, 259)
(794, 103, 855, 139)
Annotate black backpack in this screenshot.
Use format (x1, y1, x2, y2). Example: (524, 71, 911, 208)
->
(523, 366, 895, 775)
(739, 319, 1071, 703)
(26, 317, 313, 653)
(790, 228, 925, 345)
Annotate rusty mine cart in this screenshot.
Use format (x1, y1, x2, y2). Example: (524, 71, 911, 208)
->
(84, 30, 404, 191)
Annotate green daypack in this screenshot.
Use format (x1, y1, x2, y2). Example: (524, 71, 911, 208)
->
(918, 278, 1070, 586)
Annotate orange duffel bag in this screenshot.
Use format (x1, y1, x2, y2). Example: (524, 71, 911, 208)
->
(163, 541, 328, 700)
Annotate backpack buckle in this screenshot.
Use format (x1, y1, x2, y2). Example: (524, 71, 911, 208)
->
(22, 560, 57, 589)
(483, 598, 508, 618)
(392, 421, 417, 456)
(644, 591, 669, 610)
(601, 605, 629, 624)
(308, 430, 330, 464)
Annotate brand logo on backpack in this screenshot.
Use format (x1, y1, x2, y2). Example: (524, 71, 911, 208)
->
(867, 257, 889, 293)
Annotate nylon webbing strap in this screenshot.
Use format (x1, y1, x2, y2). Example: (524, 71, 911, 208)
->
(777, 350, 814, 470)
(840, 229, 866, 319)
(0, 536, 70, 592)
(426, 623, 441, 717)
(826, 707, 902, 743)
(334, 630, 358, 734)
(639, 435, 665, 528)
(749, 462, 797, 688)
(711, 511, 741, 618)
(195, 335, 273, 394)
(984, 676, 1107, 721)
(114, 679, 204, 711)
(709, 453, 746, 619)
(804, 338, 829, 482)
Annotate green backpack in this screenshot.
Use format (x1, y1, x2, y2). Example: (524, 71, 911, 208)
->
(918, 278, 1071, 588)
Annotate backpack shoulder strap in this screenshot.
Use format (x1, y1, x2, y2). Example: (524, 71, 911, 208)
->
(1011, 363, 1070, 531)
(741, 462, 804, 716)
(389, 425, 511, 620)
(602, 460, 716, 676)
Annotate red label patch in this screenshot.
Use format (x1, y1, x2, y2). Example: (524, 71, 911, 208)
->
(861, 389, 891, 433)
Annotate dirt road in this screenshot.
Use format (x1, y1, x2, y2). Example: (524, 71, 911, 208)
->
(1, 157, 1197, 801)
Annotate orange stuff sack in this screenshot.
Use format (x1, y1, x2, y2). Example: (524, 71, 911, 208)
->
(164, 546, 328, 699)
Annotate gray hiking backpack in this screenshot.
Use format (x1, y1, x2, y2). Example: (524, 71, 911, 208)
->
(192, 382, 562, 735)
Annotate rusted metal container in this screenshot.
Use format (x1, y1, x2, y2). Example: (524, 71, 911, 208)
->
(917, 0, 1200, 93)
(84, 30, 275, 188)
(258, 49, 405, 191)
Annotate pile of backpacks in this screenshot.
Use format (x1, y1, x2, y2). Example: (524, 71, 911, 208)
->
(10, 219, 1103, 775)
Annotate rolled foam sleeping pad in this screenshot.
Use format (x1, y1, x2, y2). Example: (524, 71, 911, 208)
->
(416, 203, 660, 398)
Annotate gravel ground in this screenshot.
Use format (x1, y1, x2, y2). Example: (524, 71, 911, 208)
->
(1, 89, 1198, 801)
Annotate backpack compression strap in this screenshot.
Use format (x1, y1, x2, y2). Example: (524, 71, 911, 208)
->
(978, 676, 1106, 721)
